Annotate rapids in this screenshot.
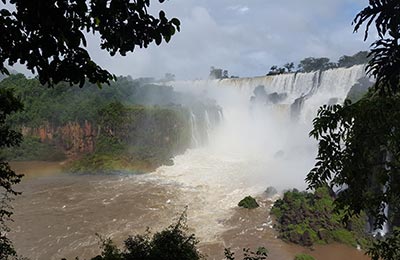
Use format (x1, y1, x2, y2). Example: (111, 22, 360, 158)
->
(9, 65, 371, 259)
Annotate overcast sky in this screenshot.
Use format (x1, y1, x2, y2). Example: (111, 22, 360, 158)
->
(17, 0, 374, 80)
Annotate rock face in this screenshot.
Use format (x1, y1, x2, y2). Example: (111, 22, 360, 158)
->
(22, 120, 98, 157)
(265, 186, 278, 198)
(58, 121, 97, 155)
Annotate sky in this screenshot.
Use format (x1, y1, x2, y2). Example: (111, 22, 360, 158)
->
(18, 0, 374, 80)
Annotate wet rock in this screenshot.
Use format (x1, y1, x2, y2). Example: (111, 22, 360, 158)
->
(265, 186, 278, 198)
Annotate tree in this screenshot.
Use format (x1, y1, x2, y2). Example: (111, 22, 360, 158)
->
(0, 1, 180, 258)
(209, 67, 223, 79)
(353, 0, 400, 94)
(297, 57, 336, 72)
(0, 88, 23, 259)
(89, 211, 203, 260)
(337, 51, 370, 68)
(284, 62, 294, 73)
(308, 1, 400, 259)
(223, 70, 229, 79)
(0, 0, 180, 87)
(267, 65, 285, 76)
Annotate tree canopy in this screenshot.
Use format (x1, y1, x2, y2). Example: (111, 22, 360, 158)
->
(309, 1, 400, 259)
(353, 0, 400, 94)
(0, 1, 180, 258)
(0, 88, 23, 259)
(0, 0, 180, 87)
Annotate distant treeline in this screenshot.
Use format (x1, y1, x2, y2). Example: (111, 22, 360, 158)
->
(0, 74, 220, 173)
(0, 74, 197, 128)
(209, 51, 369, 79)
(267, 51, 369, 75)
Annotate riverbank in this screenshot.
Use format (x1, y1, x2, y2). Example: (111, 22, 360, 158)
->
(10, 161, 65, 179)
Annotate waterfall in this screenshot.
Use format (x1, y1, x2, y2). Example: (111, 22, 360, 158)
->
(189, 111, 199, 147)
(155, 65, 371, 241)
(377, 151, 393, 237)
(381, 200, 390, 236)
(214, 64, 367, 122)
(204, 110, 212, 140)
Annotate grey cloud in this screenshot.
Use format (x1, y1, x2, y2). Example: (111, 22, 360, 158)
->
(83, 1, 374, 79)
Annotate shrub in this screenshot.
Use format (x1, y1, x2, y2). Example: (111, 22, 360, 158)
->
(238, 196, 259, 209)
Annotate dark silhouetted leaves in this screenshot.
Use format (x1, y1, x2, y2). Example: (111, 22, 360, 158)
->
(0, 0, 180, 87)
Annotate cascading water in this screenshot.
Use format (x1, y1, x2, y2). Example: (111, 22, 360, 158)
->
(204, 110, 211, 139)
(149, 65, 371, 242)
(189, 110, 200, 147)
(376, 151, 393, 237)
(8, 65, 373, 260)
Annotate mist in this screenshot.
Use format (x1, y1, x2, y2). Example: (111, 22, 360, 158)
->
(137, 65, 367, 241)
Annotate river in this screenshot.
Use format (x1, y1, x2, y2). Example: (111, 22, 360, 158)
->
(9, 66, 372, 259)
(8, 161, 370, 260)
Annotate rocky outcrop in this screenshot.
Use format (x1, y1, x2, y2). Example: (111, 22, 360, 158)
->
(270, 187, 371, 248)
(21, 120, 98, 157)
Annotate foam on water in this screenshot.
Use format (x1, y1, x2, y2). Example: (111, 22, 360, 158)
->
(149, 65, 368, 241)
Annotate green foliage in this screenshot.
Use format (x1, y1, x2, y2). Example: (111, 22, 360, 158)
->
(271, 187, 369, 247)
(307, 1, 400, 259)
(0, 0, 180, 87)
(89, 212, 203, 260)
(367, 228, 400, 260)
(297, 57, 336, 73)
(346, 77, 373, 102)
(0, 136, 66, 161)
(294, 254, 315, 260)
(238, 196, 260, 209)
(0, 75, 222, 174)
(331, 229, 357, 247)
(68, 154, 132, 174)
(0, 88, 24, 259)
(0, 74, 205, 128)
(338, 51, 370, 68)
(353, 0, 400, 94)
(68, 105, 192, 173)
(268, 51, 369, 75)
(308, 94, 400, 230)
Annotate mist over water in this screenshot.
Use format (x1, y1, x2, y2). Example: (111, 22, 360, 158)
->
(148, 64, 368, 241)
(9, 65, 370, 259)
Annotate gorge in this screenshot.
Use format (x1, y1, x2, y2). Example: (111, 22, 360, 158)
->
(4, 65, 373, 259)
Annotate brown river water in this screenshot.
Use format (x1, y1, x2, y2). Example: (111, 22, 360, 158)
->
(8, 160, 370, 260)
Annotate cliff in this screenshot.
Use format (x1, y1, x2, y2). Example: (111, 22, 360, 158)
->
(21, 120, 98, 157)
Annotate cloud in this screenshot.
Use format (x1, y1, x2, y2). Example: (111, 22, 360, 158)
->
(228, 5, 250, 14)
(84, 0, 373, 80)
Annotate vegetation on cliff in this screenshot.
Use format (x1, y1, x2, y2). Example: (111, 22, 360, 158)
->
(0, 74, 220, 173)
(271, 187, 371, 248)
(267, 51, 369, 75)
(68, 103, 192, 173)
(0, 136, 66, 162)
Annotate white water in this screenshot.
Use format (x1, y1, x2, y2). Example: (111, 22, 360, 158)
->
(189, 110, 200, 147)
(149, 65, 368, 241)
